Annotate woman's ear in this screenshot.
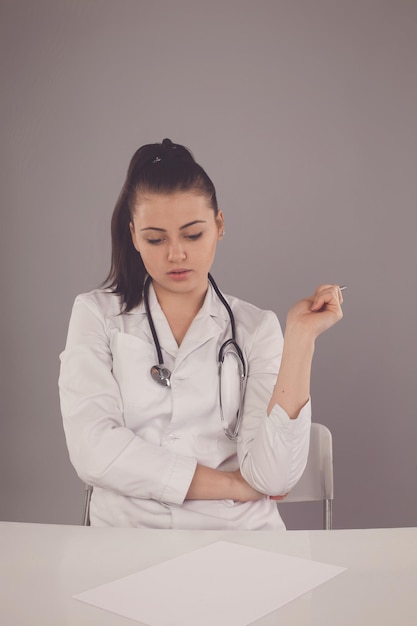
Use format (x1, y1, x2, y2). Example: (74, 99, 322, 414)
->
(129, 221, 140, 252)
(216, 210, 225, 239)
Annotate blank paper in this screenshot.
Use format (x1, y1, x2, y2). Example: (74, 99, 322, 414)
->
(73, 541, 346, 626)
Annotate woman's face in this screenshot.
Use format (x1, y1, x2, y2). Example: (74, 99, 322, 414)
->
(130, 191, 224, 302)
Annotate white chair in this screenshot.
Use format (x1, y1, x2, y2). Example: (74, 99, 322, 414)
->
(82, 422, 334, 528)
(82, 484, 93, 526)
(280, 422, 334, 529)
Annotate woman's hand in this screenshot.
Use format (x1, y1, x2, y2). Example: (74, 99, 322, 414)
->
(286, 284, 344, 341)
(269, 493, 288, 501)
(232, 470, 289, 502)
(230, 469, 265, 502)
(268, 284, 344, 419)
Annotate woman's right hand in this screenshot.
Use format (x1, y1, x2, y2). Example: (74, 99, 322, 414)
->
(230, 469, 265, 502)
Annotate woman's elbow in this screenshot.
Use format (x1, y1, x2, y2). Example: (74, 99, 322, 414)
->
(240, 452, 308, 496)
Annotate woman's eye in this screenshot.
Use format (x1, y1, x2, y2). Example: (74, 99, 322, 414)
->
(186, 232, 203, 241)
(147, 238, 164, 245)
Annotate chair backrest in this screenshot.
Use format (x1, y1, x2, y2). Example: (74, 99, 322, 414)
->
(281, 422, 334, 529)
(82, 484, 93, 526)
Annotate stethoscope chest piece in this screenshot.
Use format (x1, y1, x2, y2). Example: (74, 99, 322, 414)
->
(151, 365, 171, 388)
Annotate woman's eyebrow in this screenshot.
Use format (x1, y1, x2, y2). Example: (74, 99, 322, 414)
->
(179, 220, 206, 230)
(140, 220, 206, 232)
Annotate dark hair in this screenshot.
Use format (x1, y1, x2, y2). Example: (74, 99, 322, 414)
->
(102, 138, 218, 312)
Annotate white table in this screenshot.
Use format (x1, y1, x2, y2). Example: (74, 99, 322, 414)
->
(1, 522, 416, 625)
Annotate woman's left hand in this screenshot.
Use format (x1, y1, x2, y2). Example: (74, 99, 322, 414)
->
(269, 493, 289, 501)
(286, 284, 344, 340)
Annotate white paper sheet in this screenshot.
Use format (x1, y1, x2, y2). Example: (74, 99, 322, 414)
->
(73, 541, 346, 626)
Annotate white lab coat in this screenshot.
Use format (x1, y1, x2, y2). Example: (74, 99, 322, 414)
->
(59, 282, 311, 529)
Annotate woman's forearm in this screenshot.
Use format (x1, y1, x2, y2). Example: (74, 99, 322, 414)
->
(268, 328, 315, 419)
(185, 465, 263, 501)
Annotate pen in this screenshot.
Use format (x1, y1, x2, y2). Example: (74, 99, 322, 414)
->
(340, 285, 347, 292)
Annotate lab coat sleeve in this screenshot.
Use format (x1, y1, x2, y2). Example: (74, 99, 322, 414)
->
(58, 295, 197, 505)
(237, 310, 311, 495)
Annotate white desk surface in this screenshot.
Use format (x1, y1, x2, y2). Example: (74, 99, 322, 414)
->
(1, 522, 416, 626)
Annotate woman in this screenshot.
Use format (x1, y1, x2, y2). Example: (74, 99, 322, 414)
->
(59, 138, 343, 529)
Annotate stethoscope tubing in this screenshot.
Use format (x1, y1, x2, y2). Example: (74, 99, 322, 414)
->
(143, 276, 164, 366)
(143, 274, 247, 438)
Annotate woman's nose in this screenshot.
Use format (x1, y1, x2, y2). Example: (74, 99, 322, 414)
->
(167, 242, 186, 262)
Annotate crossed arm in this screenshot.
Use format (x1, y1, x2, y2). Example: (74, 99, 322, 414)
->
(186, 284, 343, 502)
(60, 285, 343, 506)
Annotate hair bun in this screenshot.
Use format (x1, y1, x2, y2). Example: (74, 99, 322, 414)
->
(160, 138, 194, 162)
(161, 138, 174, 149)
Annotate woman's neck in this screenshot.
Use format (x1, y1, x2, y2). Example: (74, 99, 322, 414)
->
(152, 282, 207, 346)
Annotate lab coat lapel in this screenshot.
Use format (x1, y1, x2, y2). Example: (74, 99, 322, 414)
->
(125, 284, 179, 358)
(125, 281, 230, 362)
(176, 283, 229, 364)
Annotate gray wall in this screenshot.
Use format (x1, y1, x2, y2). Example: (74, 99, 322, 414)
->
(1, 0, 416, 530)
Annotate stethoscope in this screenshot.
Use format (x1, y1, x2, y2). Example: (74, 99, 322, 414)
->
(143, 274, 247, 440)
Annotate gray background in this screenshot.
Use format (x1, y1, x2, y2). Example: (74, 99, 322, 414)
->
(1, 0, 416, 530)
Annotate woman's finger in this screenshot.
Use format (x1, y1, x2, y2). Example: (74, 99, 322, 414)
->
(268, 493, 289, 501)
(310, 284, 344, 312)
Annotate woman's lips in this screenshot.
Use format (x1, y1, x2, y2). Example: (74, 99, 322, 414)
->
(167, 269, 191, 280)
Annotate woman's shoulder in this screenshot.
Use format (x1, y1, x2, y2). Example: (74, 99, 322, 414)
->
(224, 292, 281, 331)
(221, 293, 283, 355)
(73, 288, 124, 318)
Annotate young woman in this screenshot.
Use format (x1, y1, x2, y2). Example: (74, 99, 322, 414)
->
(59, 138, 343, 529)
